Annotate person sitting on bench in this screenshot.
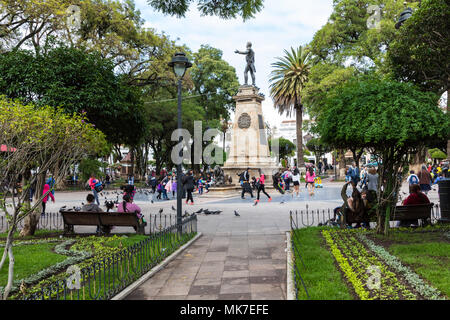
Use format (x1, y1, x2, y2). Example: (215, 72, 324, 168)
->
(117, 194, 146, 230)
(82, 194, 104, 233)
(399, 184, 430, 227)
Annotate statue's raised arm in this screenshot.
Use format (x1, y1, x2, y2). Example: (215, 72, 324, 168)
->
(234, 42, 256, 86)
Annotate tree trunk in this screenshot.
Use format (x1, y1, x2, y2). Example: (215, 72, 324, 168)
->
(295, 104, 304, 167)
(447, 89, 449, 160)
(19, 210, 40, 237)
(338, 149, 346, 178)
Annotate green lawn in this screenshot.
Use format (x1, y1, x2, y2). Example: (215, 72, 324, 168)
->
(0, 243, 67, 285)
(369, 230, 450, 298)
(292, 227, 353, 300)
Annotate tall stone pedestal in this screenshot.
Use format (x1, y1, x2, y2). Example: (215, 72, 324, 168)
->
(223, 85, 279, 185)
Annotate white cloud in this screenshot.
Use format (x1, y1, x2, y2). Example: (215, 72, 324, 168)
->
(135, 0, 333, 129)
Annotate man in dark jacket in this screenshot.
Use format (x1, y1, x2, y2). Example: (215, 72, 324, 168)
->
(240, 168, 253, 199)
(182, 170, 195, 204)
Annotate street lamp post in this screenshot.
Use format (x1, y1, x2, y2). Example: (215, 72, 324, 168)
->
(168, 52, 192, 234)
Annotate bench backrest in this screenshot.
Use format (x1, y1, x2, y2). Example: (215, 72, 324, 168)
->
(391, 203, 434, 221)
(61, 211, 101, 226)
(61, 211, 139, 227)
(99, 212, 139, 227)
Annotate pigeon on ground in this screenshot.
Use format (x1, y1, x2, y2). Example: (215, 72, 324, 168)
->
(172, 205, 176, 211)
(183, 210, 190, 217)
(151, 200, 154, 204)
(234, 210, 240, 217)
(211, 210, 222, 215)
(203, 209, 211, 215)
(280, 201, 285, 204)
(194, 208, 203, 214)
(159, 208, 164, 214)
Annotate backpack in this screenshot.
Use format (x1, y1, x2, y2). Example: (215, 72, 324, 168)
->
(409, 174, 419, 185)
(94, 180, 103, 192)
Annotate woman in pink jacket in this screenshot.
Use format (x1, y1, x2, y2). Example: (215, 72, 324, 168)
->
(305, 167, 316, 196)
(42, 183, 55, 215)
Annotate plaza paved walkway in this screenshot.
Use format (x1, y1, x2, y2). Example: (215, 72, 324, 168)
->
(6, 180, 440, 300)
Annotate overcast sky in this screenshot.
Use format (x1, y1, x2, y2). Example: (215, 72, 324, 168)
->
(134, 0, 333, 129)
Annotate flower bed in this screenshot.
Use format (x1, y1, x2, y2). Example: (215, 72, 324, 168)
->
(321, 229, 445, 300)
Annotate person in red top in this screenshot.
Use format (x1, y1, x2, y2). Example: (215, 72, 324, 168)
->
(399, 184, 430, 227)
(253, 169, 272, 206)
(41, 183, 55, 215)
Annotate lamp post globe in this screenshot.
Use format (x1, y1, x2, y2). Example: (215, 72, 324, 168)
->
(395, 7, 413, 29)
(168, 52, 192, 78)
(168, 52, 192, 234)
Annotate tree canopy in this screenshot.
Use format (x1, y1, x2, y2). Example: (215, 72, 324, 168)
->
(0, 45, 147, 146)
(316, 75, 449, 233)
(387, 0, 450, 95)
(147, 0, 264, 20)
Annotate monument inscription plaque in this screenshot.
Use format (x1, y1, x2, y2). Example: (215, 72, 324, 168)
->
(238, 113, 251, 129)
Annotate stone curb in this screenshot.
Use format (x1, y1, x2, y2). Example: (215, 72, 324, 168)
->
(111, 232, 203, 300)
(286, 230, 296, 300)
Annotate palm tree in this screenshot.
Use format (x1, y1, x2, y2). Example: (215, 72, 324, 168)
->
(269, 46, 311, 167)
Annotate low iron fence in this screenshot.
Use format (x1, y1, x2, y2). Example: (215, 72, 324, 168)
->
(288, 203, 442, 228)
(0, 212, 183, 234)
(18, 214, 197, 300)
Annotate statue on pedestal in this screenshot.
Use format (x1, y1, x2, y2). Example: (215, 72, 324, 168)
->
(235, 42, 256, 86)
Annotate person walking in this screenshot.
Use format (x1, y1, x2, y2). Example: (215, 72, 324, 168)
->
(253, 169, 272, 206)
(292, 167, 301, 197)
(282, 168, 292, 192)
(305, 166, 316, 196)
(366, 167, 378, 203)
(273, 170, 288, 203)
(41, 183, 55, 215)
(240, 168, 254, 199)
(183, 170, 195, 205)
(88, 174, 101, 205)
(417, 165, 432, 195)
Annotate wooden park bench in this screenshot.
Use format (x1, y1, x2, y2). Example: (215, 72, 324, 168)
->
(342, 203, 434, 227)
(61, 211, 146, 235)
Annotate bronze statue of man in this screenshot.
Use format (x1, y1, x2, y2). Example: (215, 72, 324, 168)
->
(235, 42, 256, 86)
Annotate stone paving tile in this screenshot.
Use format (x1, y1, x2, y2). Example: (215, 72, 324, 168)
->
(251, 290, 284, 300)
(186, 295, 219, 300)
(218, 293, 252, 300)
(196, 270, 224, 279)
(151, 295, 187, 300)
(158, 284, 192, 296)
(250, 283, 282, 293)
(221, 277, 249, 286)
(220, 284, 251, 294)
(222, 270, 250, 278)
(188, 285, 222, 295)
(203, 251, 228, 261)
(223, 263, 248, 272)
(249, 276, 282, 284)
(192, 278, 222, 287)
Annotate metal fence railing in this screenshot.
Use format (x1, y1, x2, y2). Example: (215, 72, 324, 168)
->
(18, 214, 197, 300)
(0, 212, 184, 234)
(289, 211, 309, 300)
(288, 203, 442, 228)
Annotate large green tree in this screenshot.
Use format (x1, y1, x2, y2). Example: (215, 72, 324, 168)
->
(269, 46, 312, 167)
(0, 97, 107, 299)
(317, 76, 449, 234)
(0, 45, 147, 147)
(191, 44, 239, 123)
(387, 0, 450, 158)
